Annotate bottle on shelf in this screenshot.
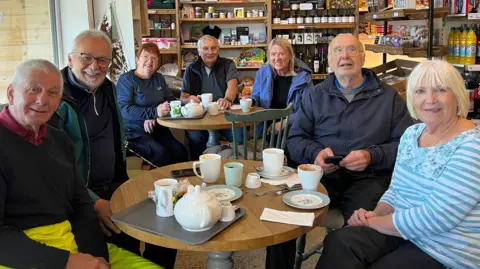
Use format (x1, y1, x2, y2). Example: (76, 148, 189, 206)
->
(304, 47, 313, 71)
(313, 48, 320, 74)
(466, 27, 477, 65)
(448, 27, 455, 63)
(298, 52, 304, 62)
(319, 48, 326, 74)
(454, 27, 462, 64)
(476, 25, 480, 64)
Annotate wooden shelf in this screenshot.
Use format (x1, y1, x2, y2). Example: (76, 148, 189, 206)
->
(159, 49, 178, 54)
(150, 28, 175, 31)
(148, 9, 176, 15)
(179, 17, 267, 23)
(180, 0, 267, 6)
(181, 44, 268, 49)
(312, 74, 329, 80)
(272, 23, 356, 30)
(365, 44, 448, 57)
(365, 8, 450, 21)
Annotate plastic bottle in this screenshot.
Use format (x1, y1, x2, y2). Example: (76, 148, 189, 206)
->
(476, 24, 480, 64)
(466, 27, 477, 65)
(454, 27, 462, 64)
(460, 27, 468, 65)
(448, 27, 455, 63)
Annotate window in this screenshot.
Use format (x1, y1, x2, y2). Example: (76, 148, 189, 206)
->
(0, 0, 58, 102)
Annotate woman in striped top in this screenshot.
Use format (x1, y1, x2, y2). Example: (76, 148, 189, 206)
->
(316, 60, 480, 269)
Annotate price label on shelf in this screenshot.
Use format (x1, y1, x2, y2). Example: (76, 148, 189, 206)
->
(298, 26, 305, 29)
(393, 12, 398, 17)
(373, 14, 377, 19)
(467, 65, 480, 72)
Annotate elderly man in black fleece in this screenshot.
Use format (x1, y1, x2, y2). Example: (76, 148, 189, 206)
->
(0, 59, 161, 269)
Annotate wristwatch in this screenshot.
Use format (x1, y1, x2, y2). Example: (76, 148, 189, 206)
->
(224, 97, 233, 104)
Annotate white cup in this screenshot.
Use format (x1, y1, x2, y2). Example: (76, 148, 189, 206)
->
(208, 102, 219, 116)
(154, 178, 178, 217)
(220, 201, 235, 222)
(193, 154, 221, 183)
(169, 100, 182, 118)
(298, 164, 323, 191)
(201, 93, 213, 109)
(240, 98, 252, 113)
(262, 148, 284, 176)
(245, 172, 261, 189)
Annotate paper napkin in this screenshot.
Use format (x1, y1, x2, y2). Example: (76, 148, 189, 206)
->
(260, 173, 301, 188)
(260, 208, 315, 227)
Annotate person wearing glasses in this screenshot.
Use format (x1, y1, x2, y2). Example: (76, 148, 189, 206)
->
(48, 30, 175, 268)
(266, 33, 413, 269)
(116, 42, 187, 168)
(180, 35, 242, 160)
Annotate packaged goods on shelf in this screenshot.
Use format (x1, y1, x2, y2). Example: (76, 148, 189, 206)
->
(239, 48, 265, 67)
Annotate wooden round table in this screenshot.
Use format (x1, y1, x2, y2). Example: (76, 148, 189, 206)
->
(111, 160, 328, 269)
(157, 107, 263, 147)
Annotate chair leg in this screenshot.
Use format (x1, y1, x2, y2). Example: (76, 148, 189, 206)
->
(294, 234, 306, 269)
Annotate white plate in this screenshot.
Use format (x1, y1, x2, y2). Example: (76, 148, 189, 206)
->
(283, 190, 330, 210)
(205, 185, 243, 202)
(230, 105, 241, 110)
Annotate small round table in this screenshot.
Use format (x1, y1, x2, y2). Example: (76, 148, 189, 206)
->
(157, 107, 262, 147)
(111, 160, 328, 269)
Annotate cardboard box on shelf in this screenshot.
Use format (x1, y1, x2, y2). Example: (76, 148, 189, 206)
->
(370, 59, 420, 99)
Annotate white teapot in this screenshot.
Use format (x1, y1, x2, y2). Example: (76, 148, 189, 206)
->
(174, 185, 222, 232)
(181, 102, 204, 118)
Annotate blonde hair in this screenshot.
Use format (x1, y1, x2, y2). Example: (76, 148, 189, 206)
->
(267, 38, 296, 76)
(406, 60, 469, 119)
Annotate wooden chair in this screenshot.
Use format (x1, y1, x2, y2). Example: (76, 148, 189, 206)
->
(224, 103, 293, 160)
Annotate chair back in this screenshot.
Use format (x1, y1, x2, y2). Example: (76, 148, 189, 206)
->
(224, 103, 293, 160)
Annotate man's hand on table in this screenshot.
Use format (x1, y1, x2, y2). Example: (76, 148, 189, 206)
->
(217, 98, 232, 110)
(66, 253, 110, 269)
(94, 199, 121, 237)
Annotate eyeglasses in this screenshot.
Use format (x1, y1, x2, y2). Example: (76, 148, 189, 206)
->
(201, 46, 219, 52)
(71, 52, 111, 68)
(331, 47, 360, 56)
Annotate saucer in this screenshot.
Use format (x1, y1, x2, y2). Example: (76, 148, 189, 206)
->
(283, 190, 330, 210)
(230, 105, 241, 110)
(205, 185, 242, 202)
(255, 166, 295, 179)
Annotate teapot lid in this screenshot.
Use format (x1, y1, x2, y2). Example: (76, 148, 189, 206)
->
(184, 185, 214, 203)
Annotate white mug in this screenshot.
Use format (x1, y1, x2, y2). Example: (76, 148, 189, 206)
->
(245, 172, 261, 189)
(201, 93, 213, 109)
(298, 164, 323, 191)
(220, 201, 235, 222)
(208, 102, 219, 116)
(240, 98, 252, 113)
(154, 178, 178, 217)
(193, 154, 221, 183)
(262, 148, 284, 176)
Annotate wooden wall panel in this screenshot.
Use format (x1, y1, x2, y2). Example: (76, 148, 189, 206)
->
(0, 0, 53, 99)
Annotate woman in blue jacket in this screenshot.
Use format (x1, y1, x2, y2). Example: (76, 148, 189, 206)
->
(117, 43, 187, 167)
(250, 38, 314, 136)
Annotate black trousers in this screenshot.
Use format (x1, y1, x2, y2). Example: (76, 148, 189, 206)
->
(128, 125, 188, 167)
(265, 169, 391, 269)
(94, 182, 178, 269)
(316, 226, 444, 269)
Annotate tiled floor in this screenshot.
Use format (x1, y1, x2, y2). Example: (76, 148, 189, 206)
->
(173, 227, 326, 269)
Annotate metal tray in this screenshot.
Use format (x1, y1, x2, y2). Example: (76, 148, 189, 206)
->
(111, 199, 246, 245)
(159, 109, 207, 120)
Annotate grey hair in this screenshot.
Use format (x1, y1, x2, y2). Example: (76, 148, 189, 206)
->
(11, 59, 63, 89)
(197, 35, 219, 49)
(328, 33, 365, 55)
(72, 29, 112, 55)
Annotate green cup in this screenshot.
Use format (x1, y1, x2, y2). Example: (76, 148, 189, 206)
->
(224, 162, 244, 187)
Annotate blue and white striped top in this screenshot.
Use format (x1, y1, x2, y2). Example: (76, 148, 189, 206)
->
(380, 123, 480, 269)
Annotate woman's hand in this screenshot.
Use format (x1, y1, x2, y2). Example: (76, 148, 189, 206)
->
(144, 119, 156, 133)
(347, 208, 376, 227)
(156, 101, 170, 117)
(267, 120, 285, 134)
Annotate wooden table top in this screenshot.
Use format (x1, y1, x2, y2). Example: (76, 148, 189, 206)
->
(156, 107, 263, 130)
(111, 160, 329, 252)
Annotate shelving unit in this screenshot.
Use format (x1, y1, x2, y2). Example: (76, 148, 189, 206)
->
(272, 23, 356, 30)
(181, 44, 268, 49)
(179, 17, 268, 22)
(364, 5, 449, 60)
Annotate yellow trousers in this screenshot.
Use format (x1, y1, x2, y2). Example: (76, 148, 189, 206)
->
(0, 221, 163, 269)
